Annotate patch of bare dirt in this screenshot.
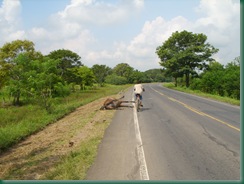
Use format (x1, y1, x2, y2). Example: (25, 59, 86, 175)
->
(0, 96, 118, 180)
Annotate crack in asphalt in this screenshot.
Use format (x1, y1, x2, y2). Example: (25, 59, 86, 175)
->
(202, 126, 238, 157)
(127, 147, 140, 180)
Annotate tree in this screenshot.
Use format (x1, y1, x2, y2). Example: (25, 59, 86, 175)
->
(156, 30, 219, 87)
(0, 40, 41, 90)
(69, 66, 95, 90)
(130, 70, 146, 83)
(200, 61, 225, 95)
(47, 49, 82, 83)
(0, 40, 39, 62)
(222, 57, 240, 99)
(113, 63, 134, 83)
(91, 64, 112, 86)
(105, 74, 127, 85)
(5, 53, 64, 107)
(6, 53, 33, 105)
(144, 69, 167, 82)
(30, 57, 64, 111)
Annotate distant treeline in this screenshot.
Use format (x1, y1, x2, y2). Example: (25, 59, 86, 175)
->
(0, 40, 170, 109)
(0, 38, 240, 110)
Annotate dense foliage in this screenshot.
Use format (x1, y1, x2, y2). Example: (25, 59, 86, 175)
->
(156, 30, 218, 87)
(0, 39, 168, 109)
(156, 30, 239, 100)
(0, 34, 240, 152)
(190, 57, 240, 100)
(0, 35, 240, 110)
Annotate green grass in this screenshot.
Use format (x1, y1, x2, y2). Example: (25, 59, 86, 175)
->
(0, 84, 132, 151)
(163, 83, 240, 106)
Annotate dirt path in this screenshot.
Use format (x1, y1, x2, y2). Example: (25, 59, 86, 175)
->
(0, 96, 118, 180)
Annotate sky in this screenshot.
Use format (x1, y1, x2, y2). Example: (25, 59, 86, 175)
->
(0, 0, 240, 71)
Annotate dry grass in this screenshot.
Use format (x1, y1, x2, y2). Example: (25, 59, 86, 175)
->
(0, 95, 119, 180)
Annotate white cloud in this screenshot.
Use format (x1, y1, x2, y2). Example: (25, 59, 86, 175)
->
(193, 0, 240, 64)
(0, 0, 239, 71)
(86, 16, 193, 71)
(0, 0, 21, 22)
(26, 0, 145, 57)
(99, 0, 240, 71)
(195, 0, 239, 29)
(57, 0, 144, 25)
(0, 0, 25, 44)
(127, 16, 192, 57)
(29, 26, 96, 57)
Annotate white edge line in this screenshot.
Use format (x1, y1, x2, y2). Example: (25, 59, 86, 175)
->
(132, 94, 150, 180)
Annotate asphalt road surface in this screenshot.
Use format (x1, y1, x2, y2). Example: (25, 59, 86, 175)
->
(86, 83, 240, 180)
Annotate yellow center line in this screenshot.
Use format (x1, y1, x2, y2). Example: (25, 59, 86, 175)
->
(151, 87, 240, 132)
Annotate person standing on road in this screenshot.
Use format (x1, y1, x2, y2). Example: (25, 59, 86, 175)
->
(133, 82, 145, 107)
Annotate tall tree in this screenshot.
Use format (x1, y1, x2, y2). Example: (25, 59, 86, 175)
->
(91, 64, 112, 86)
(0, 40, 39, 62)
(30, 57, 64, 111)
(47, 49, 82, 83)
(0, 40, 41, 90)
(156, 30, 219, 87)
(5, 53, 63, 107)
(69, 66, 95, 90)
(113, 63, 134, 83)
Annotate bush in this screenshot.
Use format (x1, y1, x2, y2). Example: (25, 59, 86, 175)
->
(190, 78, 202, 90)
(105, 74, 127, 85)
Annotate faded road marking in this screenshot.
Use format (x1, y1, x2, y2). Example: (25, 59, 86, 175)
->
(151, 87, 240, 132)
(132, 94, 150, 180)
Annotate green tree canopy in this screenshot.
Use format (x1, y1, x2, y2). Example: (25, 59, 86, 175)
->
(0, 40, 42, 90)
(200, 61, 225, 95)
(113, 63, 134, 83)
(5, 53, 63, 106)
(105, 74, 127, 85)
(69, 66, 95, 90)
(156, 30, 219, 87)
(47, 49, 82, 83)
(0, 40, 40, 62)
(144, 69, 167, 82)
(91, 64, 112, 86)
(222, 57, 240, 99)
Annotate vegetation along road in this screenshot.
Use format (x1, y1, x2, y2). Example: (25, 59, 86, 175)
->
(86, 83, 240, 180)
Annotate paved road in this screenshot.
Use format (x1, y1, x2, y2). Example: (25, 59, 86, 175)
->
(86, 83, 240, 180)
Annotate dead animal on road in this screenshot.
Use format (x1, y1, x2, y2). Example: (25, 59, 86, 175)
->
(100, 96, 134, 110)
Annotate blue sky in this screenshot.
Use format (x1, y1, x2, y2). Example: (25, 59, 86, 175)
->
(0, 0, 240, 71)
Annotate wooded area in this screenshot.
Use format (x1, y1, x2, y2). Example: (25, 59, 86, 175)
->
(0, 30, 240, 111)
(0, 31, 240, 152)
(0, 40, 168, 109)
(156, 30, 240, 100)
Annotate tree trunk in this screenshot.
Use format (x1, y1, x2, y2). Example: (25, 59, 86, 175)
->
(174, 77, 178, 87)
(13, 90, 21, 106)
(185, 73, 190, 88)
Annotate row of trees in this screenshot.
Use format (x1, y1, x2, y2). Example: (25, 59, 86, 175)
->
(0, 40, 168, 108)
(190, 58, 240, 99)
(156, 30, 240, 100)
(0, 30, 240, 109)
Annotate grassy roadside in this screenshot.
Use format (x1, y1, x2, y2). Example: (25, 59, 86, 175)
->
(163, 83, 240, 106)
(0, 84, 131, 180)
(1, 97, 116, 180)
(0, 84, 132, 151)
(1, 82, 239, 180)
(43, 118, 112, 180)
